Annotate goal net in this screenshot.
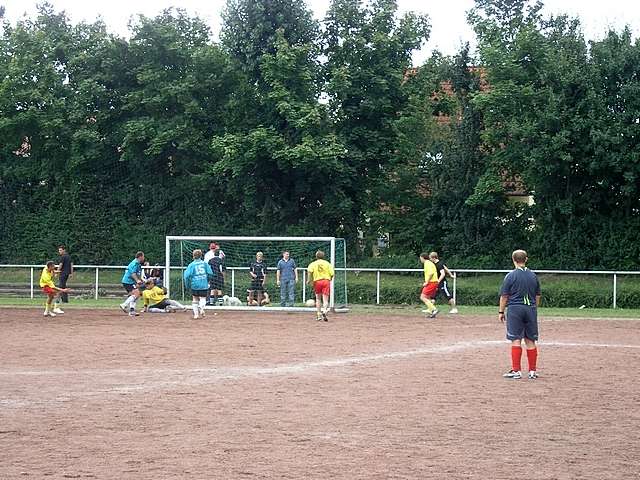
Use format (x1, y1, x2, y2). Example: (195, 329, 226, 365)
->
(165, 236, 347, 311)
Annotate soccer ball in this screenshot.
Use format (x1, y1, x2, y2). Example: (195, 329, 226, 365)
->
(305, 299, 316, 307)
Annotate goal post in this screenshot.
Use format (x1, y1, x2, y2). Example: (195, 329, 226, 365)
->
(165, 236, 347, 311)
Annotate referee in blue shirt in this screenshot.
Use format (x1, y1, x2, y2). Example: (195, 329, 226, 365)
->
(499, 250, 541, 380)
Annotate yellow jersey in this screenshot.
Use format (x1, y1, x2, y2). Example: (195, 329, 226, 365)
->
(39, 267, 56, 288)
(142, 286, 167, 306)
(423, 260, 438, 284)
(307, 259, 334, 282)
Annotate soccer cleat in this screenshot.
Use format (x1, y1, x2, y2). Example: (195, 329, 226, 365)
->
(429, 309, 439, 318)
(193, 314, 200, 320)
(45, 311, 56, 317)
(322, 312, 328, 322)
(528, 371, 539, 379)
(52, 308, 64, 314)
(129, 311, 139, 317)
(449, 308, 458, 314)
(503, 370, 522, 379)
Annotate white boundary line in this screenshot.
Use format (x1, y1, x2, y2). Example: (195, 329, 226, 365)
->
(1, 340, 639, 408)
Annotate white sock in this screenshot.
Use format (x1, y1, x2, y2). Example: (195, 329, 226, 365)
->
(198, 298, 206, 310)
(149, 307, 167, 313)
(169, 300, 185, 309)
(192, 302, 199, 316)
(129, 298, 138, 311)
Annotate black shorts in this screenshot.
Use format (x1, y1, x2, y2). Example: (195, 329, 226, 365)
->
(436, 280, 453, 300)
(210, 276, 225, 291)
(250, 279, 265, 292)
(506, 305, 539, 341)
(149, 299, 170, 310)
(191, 289, 208, 298)
(123, 283, 138, 293)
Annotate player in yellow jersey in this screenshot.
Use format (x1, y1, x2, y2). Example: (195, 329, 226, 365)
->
(419, 253, 439, 318)
(40, 261, 70, 317)
(306, 250, 334, 321)
(141, 279, 186, 313)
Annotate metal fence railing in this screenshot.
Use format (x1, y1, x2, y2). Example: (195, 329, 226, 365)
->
(1, 264, 639, 308)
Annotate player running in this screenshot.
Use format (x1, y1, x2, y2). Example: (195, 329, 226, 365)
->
(499, 249, 541, 380)
(183, 249, 213, 319)
(429, 252, 458, 314)
(306, 250, 334, 321)
(120, 251, 145, 317)
(419, 253, 439, 318)
(40, 261, 70, 317)
(141, 279, 186, 313)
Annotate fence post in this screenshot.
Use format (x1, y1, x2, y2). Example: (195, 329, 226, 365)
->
(95, 267, 99, 300)
(376, 270, 381, 305)
(30, 267, 34, 299)
(613, 273, 617, 309)
(453, 272, 457, 304)
(302, 270, 306, 303)
(231, 269, 235, 298)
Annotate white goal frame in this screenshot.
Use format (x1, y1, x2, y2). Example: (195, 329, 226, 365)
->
(165, 236, 337, 312)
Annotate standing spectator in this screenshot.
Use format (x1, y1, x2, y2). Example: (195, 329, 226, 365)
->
(57, 245, 73, 304)
(500, 249, 541, 380)
(276, 251, 298, 307)
(429, 252, 458, 314)
(248, 252, 268, 306)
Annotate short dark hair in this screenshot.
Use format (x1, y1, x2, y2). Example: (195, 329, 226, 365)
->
(512, 249, 528, 263)
(135, 251, 144, 258)
(58, 245, 66, 251)
(316, 250, 325, 259)
(46, 261, 55, 269)
(420, 252, 429, 259)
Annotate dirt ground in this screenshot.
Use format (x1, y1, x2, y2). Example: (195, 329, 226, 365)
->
(1, 308, 639, 479)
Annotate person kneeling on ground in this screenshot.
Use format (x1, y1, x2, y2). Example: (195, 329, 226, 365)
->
(247, 289, 270, 306)
(142, 279, 186, 313)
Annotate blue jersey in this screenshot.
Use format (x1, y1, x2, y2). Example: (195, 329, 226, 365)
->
(500, 267, 541, 307)
(122, 258, 142, 285)
(183, 259, 213, 291)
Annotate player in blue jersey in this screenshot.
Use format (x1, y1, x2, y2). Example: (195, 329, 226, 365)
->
(119, 251, 145, 317)
(183, 249, 213, 319)
(499, 249, 541, 380)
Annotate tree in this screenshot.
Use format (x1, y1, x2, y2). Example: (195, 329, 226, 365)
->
(221, 0, 318, 86)
(211, 31, 352, 235)
(324, 0, 430, 245)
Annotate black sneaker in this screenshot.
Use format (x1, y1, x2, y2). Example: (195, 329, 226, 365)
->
(322, 312, 328, 322)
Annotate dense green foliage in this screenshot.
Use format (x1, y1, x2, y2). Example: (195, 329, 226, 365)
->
(0, 0, 638, 270)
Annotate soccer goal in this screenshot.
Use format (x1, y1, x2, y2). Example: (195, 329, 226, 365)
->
(165, 236, 348, 312)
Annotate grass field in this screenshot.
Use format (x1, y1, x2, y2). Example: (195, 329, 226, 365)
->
(1, 297, 639, 319)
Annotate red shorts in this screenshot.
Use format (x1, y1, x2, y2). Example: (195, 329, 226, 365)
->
(313, 279, 331, 296)
(42, 286, 56, 295)
(421, 282, 439, 299)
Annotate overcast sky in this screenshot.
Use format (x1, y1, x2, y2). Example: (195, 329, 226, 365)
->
(3, 0, 640, 63)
